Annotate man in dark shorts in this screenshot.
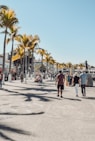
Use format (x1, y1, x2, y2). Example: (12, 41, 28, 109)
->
(56, 70, 65, 98)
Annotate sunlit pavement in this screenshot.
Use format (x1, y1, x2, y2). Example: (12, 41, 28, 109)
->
(0, 79, 95, 141)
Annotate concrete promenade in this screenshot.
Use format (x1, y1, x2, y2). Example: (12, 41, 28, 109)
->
(0, 78, 95, 141)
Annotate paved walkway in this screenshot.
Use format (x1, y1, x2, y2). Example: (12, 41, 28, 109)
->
(0, 79, 95, 141)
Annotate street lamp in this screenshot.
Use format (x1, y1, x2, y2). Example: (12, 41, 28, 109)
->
(85, 60, 88, 70)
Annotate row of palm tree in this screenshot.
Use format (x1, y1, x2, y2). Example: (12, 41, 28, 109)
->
(0, 5, 85, 81)
(15, 34, 40, 74)
(0, 5, 41, 80)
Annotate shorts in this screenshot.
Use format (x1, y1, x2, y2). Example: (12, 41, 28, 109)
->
(81, 84, 85, 88)
(57, 85, 64, 90)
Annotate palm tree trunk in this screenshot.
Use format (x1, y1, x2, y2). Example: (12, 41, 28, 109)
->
(27, 50, 30, 74)
(42, 55, 43, 66)
(31, 50, 34, 74)
(9, 38, 14, 73)
(2, 28, 7, 84)
(20, 57, 23, 72)
(47, 62, 48, 74)
(2, 28, 7, 73)
(23, 49, 25, 73)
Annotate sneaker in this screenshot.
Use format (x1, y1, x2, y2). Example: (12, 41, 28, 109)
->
(57, 95, 59, 97)
(61, 96, 63, 98)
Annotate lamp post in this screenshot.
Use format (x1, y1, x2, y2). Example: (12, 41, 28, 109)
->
(85, 60, 88, 70)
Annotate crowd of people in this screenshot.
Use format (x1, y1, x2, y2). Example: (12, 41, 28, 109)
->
(0, 69, 93, 99)
(55, 70, 89, 98)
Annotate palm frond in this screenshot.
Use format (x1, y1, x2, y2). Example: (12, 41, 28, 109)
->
(0, 5, 9, 10)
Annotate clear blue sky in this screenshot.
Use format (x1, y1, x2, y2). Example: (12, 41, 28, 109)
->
(0, 0, 95, 66)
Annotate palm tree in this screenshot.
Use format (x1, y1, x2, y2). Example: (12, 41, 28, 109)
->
(12, 46, 25, 77)
(15, 34, 30, 74)
(66, 62, 72, 69)
(66, 62, 73, 75)
(36, 48, 47, 67)
(58, 63, 65, 70)
(73, 64, 78, 69)
(62, 63, 67, 69)
(49, 58, 56, 73)
(28, 35, 40, 74)
(15, 46, 24, 72)
(44, 53, 52, 74)
(6, 26, 19, 74)
(0, 8, 18, 82)
(55, 62, 60, 73)
(78, 63, 85, 70)
(14, 34, 40, 80)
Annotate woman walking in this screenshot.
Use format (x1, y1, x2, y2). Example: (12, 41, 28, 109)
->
(73, 73, 80, 97)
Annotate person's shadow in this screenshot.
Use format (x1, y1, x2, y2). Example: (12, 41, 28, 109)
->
(82, 96, 95, 100)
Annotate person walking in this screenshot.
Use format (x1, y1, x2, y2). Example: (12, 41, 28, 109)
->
(73, 73, 80, 97)
(0, 71, 3, 88)
(80, 71, 87, 96)
(56, 70, 65, 98)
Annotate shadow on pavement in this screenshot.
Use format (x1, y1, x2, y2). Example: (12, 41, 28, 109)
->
(12, 93, 59, 102)
(0, 123, 31, 141)
(2, 88, 19, 94)
(15, 87, 57, 92)
(0, 111, 44, 115)
(63, 97, 82, 101)
(82, 96, 95, 100)
(1, 88, 59, 102)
